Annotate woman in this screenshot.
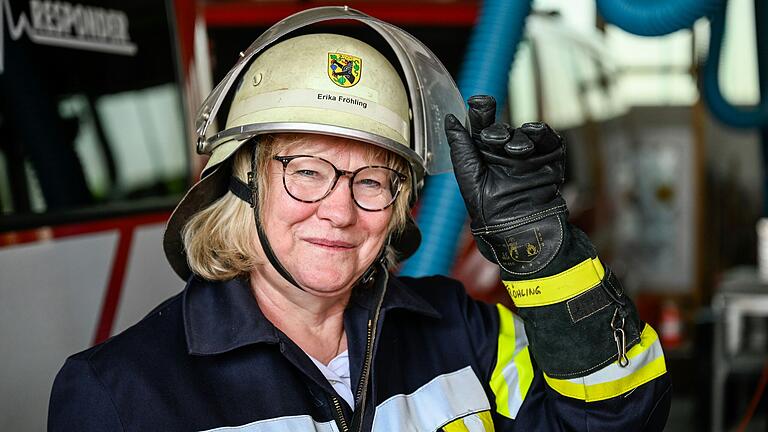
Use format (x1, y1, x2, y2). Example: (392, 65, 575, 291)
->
(49, 8, 670, 432)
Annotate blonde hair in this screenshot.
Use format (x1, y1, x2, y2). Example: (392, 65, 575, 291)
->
(182, 134, 413, 281)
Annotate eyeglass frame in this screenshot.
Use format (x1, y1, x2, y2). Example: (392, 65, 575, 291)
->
(272, 154, 408, 212)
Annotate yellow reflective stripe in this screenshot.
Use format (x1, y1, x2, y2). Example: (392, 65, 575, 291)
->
(477, 411, 495, 431)
(545, 357, 666, 402)
(490, 305, 515, 419)
(443, 418, 470, 432)
(543, 324, 667, 402)
(503, 257, 605, 307)
(514, 346, 534, 400)
(490, 305, 533, 419)
(442, 411, 495, 432)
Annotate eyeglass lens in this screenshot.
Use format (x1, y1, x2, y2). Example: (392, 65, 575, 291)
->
(281, 156, 402, 211)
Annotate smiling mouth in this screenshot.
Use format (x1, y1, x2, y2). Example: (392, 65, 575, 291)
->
(304, 238, 356, 251)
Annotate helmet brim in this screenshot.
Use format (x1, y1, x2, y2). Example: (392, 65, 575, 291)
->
(163, 160, 232, 281)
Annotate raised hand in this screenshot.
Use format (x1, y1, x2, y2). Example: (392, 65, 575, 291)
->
(445, 95, 567, 276)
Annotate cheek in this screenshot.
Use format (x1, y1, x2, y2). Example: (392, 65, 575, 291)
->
(360, 211, 393, 245)
(261, 177, 313, 226)
(259, 182, 312, 257)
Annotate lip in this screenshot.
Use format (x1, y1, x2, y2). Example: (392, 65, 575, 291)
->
(303, 237, 356, 250)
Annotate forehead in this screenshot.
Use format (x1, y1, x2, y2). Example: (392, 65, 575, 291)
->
(276, 134, 387, 164)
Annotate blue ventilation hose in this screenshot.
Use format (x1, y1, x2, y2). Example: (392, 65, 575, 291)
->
(596, 0, 724, 37)
(703, 0, 768, 128)
(403, 0, 766, 277)
(597, 0, 768, 129)
(400, 0, 532, 277)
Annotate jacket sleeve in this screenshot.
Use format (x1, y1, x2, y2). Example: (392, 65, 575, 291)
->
(456, 285, 671, 431)
(48, 357, 124, 431)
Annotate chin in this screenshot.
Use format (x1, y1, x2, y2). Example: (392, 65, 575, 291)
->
(295, 268, 359, 296)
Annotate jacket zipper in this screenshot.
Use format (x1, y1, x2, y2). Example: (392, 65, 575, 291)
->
(349, 268, 388, 431)
(331, 396, 349, 432)
(356, 318, 374, 404)
(330, 265, 388, 432)
(330, 318, 374, 432)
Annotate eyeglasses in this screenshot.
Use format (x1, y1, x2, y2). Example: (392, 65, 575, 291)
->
(273, 155, 407, 211)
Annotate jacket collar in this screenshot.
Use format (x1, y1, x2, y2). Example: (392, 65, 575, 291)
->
(183, 273, 441, 356)
(183, 276, 279, 355)
(350, 275, 441, 319)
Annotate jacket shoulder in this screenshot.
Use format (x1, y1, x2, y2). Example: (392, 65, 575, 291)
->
(49, 292, 185, 431)
(393, 274, 498, 320)
(396, 274, 468, 299)
(67, 291, 185, 369)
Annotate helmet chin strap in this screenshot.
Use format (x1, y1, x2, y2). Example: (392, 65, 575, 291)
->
(226, 144, 388, 292)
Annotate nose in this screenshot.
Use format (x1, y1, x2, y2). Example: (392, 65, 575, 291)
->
(315, 175, 357, 227)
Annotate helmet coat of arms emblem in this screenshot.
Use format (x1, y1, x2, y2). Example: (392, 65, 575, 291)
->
(328, 53, 362, 87)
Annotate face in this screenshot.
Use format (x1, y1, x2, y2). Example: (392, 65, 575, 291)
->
(256, 134, 395, 298)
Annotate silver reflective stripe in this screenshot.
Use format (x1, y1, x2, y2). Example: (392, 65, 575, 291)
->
(552, 325, 664, 386)
(543, 324, 668, 402)
(462, 413, 491, 432)
(580, 337, 664, 385)
(371, 366, 491, 432)
(199, 415, 340, 432)
(490, 305, 534, 420)
(503, 314, 529, 418)
(444, 411, 495, 432)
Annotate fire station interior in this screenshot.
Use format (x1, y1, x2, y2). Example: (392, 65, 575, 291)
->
(1, 0, 767, 430)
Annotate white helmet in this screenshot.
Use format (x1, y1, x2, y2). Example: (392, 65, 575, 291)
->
(220, 33, 413, 175)
(164, 6, 466, 280)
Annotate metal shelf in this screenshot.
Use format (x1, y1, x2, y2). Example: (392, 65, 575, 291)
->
(711, 273, 768, 432)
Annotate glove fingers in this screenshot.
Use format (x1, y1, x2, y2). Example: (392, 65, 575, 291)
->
(445, 113, 485, 185)
(467, 95, 496, 140)
(518, 122, 562, 155)
(480, 123, 511, 146)
(504, 126, 535, 158)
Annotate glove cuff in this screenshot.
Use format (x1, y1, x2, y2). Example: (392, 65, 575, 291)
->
(473, 204, 568, 276)
(497, 222, 643, 378)
(509, 263, 643, 378)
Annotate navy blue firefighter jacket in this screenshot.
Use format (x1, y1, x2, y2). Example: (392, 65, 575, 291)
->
(48, 273, 671, 431)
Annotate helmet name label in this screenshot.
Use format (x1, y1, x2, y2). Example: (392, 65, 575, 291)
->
(317, 93, 368, 109)
(229, 89, 409, 141)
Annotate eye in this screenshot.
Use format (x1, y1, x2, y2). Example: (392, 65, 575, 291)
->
(293, 169, 320, 178)
(356, 178, 383, 189)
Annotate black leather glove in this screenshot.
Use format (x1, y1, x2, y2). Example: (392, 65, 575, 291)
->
(445, 95, 567, 277)
(446, 95, 642, 379)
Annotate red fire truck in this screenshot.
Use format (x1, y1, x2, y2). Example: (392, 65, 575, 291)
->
(0, 0, 203, 428)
